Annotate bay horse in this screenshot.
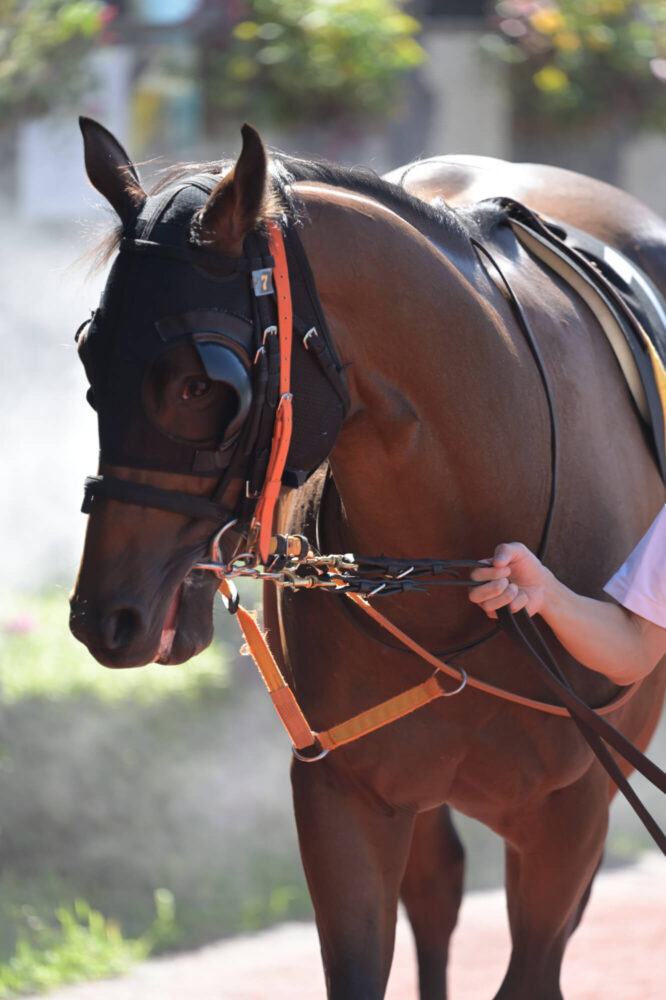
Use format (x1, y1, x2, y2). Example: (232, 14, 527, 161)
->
(70, 117, 666, 1000)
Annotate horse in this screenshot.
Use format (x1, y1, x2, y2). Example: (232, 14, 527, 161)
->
(69, 117, 666, 1000)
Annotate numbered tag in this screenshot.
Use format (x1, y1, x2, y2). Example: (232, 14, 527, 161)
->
(252, 268, 274, 297)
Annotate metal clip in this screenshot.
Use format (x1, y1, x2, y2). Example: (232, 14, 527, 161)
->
(193, 520, 238, 578)
(226, 552, 259, 574)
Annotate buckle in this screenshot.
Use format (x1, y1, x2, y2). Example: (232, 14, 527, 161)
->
(303, 327, 317, 350)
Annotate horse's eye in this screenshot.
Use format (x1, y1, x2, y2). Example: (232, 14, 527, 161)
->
(181, 377, 212, 400)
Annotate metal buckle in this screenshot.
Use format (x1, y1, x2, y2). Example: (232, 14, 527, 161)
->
(302, 327, 317, 350)
(439, 667, 467, 697)
(292, 743, 329, 763)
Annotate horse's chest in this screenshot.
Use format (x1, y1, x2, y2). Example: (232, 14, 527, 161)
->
(332, 702, 591, 821)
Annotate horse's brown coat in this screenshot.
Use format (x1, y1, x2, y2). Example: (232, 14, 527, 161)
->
(71, 124, 666, 999)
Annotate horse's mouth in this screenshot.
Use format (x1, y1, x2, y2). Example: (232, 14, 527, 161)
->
(154, 584, 182, 664)
(71, 561, 220, 668)
(150, 570, 218, 667)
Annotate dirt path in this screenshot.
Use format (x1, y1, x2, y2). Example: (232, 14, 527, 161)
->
(40, 853, 665, 999)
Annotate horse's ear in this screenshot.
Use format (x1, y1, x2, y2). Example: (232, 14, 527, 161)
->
(197, 123, 268, 255)
(79, 116, 146, 225)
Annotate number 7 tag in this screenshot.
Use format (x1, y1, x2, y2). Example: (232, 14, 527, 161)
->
(252, 268, 275, 297)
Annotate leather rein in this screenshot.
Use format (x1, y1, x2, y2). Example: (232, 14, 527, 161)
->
(192, 221, 666, 855)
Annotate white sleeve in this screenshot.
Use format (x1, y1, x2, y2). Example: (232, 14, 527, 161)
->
(604, 505, 666, 627)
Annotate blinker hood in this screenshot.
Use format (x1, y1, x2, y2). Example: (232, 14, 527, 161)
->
(77, 177, 266, 476)
(77, 166, 350, 526)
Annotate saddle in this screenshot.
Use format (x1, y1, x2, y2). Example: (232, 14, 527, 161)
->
(496, 197, 666, 486)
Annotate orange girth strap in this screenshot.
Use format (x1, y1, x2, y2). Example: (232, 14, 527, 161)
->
(248, 223, 294, 565)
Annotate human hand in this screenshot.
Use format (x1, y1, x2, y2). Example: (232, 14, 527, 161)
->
(468, 542, 551, 620)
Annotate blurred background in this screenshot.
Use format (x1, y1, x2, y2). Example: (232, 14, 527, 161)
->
(0, 1, 665, 993)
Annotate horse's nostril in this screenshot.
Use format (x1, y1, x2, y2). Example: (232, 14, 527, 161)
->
(101, 607, 142, 650)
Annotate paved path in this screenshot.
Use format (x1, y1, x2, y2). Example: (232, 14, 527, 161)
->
(40, 853, 665, 999)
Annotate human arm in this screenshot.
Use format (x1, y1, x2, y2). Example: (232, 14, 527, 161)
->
(468, 542, 666, 685)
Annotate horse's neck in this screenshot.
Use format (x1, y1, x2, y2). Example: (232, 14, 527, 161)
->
(298, 188, 552, 560)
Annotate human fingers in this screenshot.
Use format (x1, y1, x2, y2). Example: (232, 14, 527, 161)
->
(508, 587, 530, 614)
(470, 563, 511, 583)
(475, 582, 521, 615)
(469, 576, 513, 605)
(492, 542, 528, 568)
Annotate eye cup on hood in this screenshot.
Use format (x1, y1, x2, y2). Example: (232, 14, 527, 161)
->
(192, 336, 252, 440)
(142, 336, 252, 447)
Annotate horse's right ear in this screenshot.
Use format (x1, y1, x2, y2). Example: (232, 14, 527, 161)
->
(196, 123, 268, 256)
(79, 116, 146, 225)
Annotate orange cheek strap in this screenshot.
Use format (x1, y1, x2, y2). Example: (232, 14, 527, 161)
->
(248, 223, 294, 565)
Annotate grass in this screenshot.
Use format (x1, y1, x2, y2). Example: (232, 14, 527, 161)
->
(0, 583, 312, 995)
(0, 588, 234, 704)
(0, 893, 176, 997)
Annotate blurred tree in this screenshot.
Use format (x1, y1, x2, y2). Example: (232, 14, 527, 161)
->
(0, 0, 115, 131)
(481, 0, 666, 181)
(193, 0, 426, 131)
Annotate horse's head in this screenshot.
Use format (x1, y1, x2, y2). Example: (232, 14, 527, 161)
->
(70, 118, 311, 667)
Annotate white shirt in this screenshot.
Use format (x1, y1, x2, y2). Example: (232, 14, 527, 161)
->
(604, 505, 666, 628)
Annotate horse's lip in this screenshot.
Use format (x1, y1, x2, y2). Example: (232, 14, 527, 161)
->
(153, 584, 183, 663)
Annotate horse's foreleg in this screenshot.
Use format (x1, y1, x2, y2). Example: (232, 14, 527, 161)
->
(291, 757, 415, 1000)
(495, 767, 609, 1000)
(400, 804, 465, 1000)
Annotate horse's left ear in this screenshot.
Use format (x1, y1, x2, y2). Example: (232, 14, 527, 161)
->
(79, 116, 146, 225)
(197, 123, 268, 256)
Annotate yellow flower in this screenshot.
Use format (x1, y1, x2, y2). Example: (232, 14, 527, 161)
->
(533, 65, 570, 92)
(554, 31, 581, 51)
(530, 8, 566, 35)
(599, 0, 626, 14)
(232, 21, 260, 41)
(584, 25, 615, 51)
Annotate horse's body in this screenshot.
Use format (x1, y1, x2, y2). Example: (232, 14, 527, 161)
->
(70, 122, 666, 1000)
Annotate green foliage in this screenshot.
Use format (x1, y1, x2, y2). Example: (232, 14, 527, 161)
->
(0, 1, 111, 129)
(197, 0, 425, 126)
(0, 590, 232, 704)
(481, 0, 666, 128)
(0, 892, 176, 996)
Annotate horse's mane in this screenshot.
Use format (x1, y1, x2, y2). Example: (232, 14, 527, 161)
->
(91, 148, 465, 270)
